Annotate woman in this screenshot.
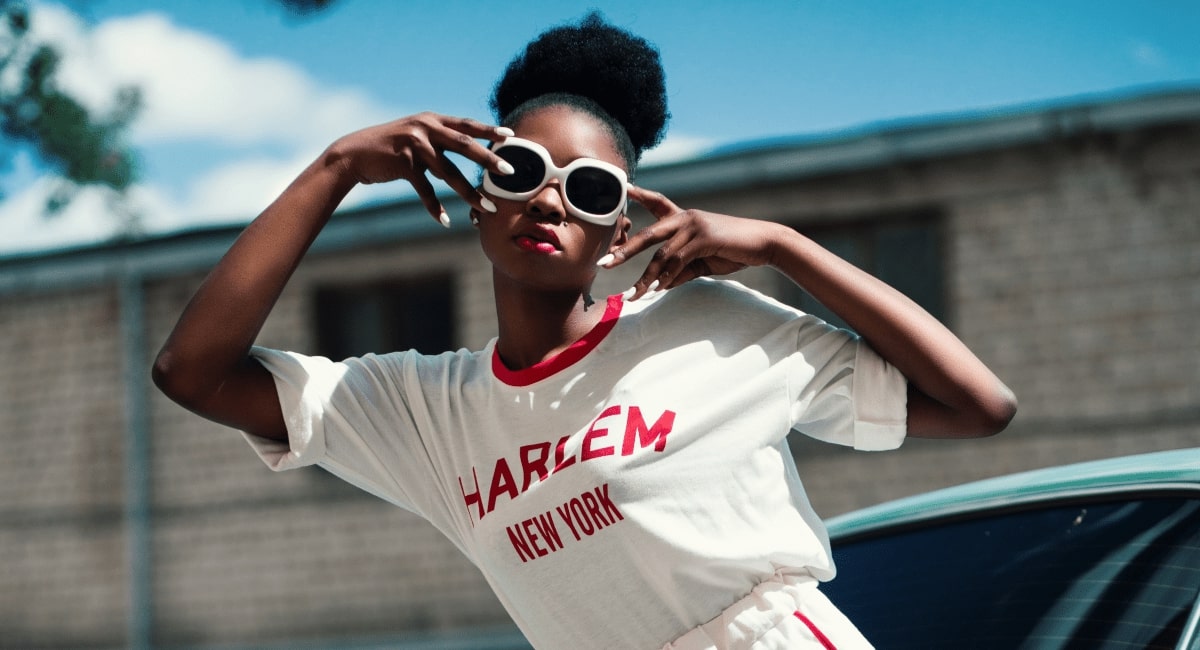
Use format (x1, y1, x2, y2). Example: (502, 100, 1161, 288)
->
(153, 14, 1016, 650)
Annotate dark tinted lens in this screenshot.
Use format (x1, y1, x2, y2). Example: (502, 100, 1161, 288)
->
(490, 145, 545, 193)
(565, 167, 623, 215)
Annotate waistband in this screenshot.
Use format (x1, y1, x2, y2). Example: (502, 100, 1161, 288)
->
(662, 572, 872, 650)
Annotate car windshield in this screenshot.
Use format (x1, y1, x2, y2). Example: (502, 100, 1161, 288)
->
(824, 495, 1200, 649)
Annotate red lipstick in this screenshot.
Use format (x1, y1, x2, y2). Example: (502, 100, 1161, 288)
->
(515, 226, 561, 254)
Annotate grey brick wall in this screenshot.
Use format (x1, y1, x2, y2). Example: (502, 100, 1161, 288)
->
(0, 287, 128, 646)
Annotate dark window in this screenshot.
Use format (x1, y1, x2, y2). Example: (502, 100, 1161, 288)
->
(782, 214, 945, 330)
(823, 496, 1200, 649)
(314, 275, 455, 360)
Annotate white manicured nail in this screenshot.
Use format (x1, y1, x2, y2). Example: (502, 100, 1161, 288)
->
(596, 253, 615, 267)
(622, 280, 659, 302)
(480, 197, 497, 213)
(495, 126, 515, 137)
(497, 160, 516, 175)
(439, 212, 451, 228)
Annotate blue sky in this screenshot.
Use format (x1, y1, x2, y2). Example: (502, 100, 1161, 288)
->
(3, 1, 1198, 253)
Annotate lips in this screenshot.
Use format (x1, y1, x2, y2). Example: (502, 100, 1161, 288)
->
(515, 227, 561, 252)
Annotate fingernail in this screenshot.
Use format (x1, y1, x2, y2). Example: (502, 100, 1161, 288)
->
(621, 287, 637, 301)
(596, 253, 615, 267)
(647, 279, 660, 293)
(480, 197, 497, 213)
(496, 127, 515, 137)
(497, 160, 516, 175)
(439, 212, 451, 228)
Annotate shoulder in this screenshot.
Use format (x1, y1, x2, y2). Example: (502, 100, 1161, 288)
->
(631, 277, 804, 325)
(363, 346, 489, 379)
(610, 278, 822, 356)
(607, 278, 855, 366)
(255, 345, 488, 389)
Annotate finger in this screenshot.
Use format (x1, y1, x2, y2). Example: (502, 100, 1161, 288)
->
(403, 140, 453, 224)
(431, 120, 516, 177)
(441, 115, 512, 142)
(623, 230, 692, 301)
(628, 185, 683, 221)
(600, 217, 679, 269)
(645, 237, 694, 291)
(667, 262, 707, 289)
(408, 172, 448, 226)
(640, 231, 709, 294)
(406, 138, 489, 216)
(656, 240, 712, 290)
(426, 152, 497, 215)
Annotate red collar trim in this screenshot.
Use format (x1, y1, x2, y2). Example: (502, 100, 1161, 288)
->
(492, 294, 623, 387)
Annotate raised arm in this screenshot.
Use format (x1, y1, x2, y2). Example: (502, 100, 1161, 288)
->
(152, 114, 513, 441)
(602, 186, 1017, 439)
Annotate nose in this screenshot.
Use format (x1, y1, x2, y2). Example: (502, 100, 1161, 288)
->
(526, 181, 567, 223)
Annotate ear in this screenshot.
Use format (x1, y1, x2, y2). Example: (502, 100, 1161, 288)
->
(609, 214, 632, 249)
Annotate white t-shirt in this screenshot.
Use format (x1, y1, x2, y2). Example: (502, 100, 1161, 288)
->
(243, 278, 907, 649)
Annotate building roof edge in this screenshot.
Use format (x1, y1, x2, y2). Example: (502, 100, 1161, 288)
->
(3, 84, 1198, 294)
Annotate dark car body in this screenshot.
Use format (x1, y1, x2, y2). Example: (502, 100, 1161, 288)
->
(823, 447, 1200, 649)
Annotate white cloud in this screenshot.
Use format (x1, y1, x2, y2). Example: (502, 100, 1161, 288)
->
(33, 4, 394, 148)
(640, 134, 713, 166)
(0, 185, 112, 253)
(0, 158, 180, 254)
(1, 3, 407, 252)
(178, 146, 427, 225)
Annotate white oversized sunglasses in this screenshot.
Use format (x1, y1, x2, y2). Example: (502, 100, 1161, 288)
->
(482, 137, 629, 226)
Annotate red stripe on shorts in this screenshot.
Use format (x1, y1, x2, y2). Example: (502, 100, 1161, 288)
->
(793, 610, 837, 650)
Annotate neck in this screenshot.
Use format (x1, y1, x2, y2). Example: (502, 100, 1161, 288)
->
(492, 270, 603, 371)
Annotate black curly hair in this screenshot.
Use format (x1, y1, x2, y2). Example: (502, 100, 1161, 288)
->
(489, 12, 669, 171)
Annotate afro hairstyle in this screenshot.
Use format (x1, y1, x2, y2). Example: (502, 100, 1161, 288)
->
(489, 12, 670, 167)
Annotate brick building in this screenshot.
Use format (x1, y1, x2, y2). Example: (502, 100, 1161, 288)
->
(2, 87, 1198, 648)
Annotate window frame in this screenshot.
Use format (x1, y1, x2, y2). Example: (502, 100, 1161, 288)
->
(780, 209, 949, 331)
(311, 272, 458, 360)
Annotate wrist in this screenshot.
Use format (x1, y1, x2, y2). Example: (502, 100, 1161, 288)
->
(764, 222, 808, 271)
(314, 144, 360, 196)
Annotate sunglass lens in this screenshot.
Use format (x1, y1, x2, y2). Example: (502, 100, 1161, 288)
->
(566, 167, 623, 215)
(490, 145, 545, 193)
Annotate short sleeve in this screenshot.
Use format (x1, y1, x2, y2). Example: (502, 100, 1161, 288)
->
(786, 321, 908, 451)
(239, 348, 336, 471)
(240, 346, 427, 512)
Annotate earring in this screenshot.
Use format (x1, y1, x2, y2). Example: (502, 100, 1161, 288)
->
(583, 292, 595, 311)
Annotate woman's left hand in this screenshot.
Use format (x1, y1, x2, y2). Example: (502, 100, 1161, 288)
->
(600, 186, 788, 300)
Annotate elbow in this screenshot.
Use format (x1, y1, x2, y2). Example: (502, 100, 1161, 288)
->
(151, 348, 182, 400)
(909, 381, 1018, 439)
(152, 347, 204, 410)
(972, 384, 1019, 438)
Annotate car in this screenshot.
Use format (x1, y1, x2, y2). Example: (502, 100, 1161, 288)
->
(822, 447, 1200, 650)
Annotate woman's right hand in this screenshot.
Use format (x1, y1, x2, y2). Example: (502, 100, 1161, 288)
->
(154, 112, 517, 441)
(326, 112, 516, 225)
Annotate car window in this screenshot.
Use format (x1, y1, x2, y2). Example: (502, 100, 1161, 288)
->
(823, 496, 1200, 649)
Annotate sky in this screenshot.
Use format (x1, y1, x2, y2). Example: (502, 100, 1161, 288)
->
(2, 0, 1198, 255)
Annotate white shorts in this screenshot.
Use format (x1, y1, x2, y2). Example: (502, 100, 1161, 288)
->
(662, 573, 874, 650)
